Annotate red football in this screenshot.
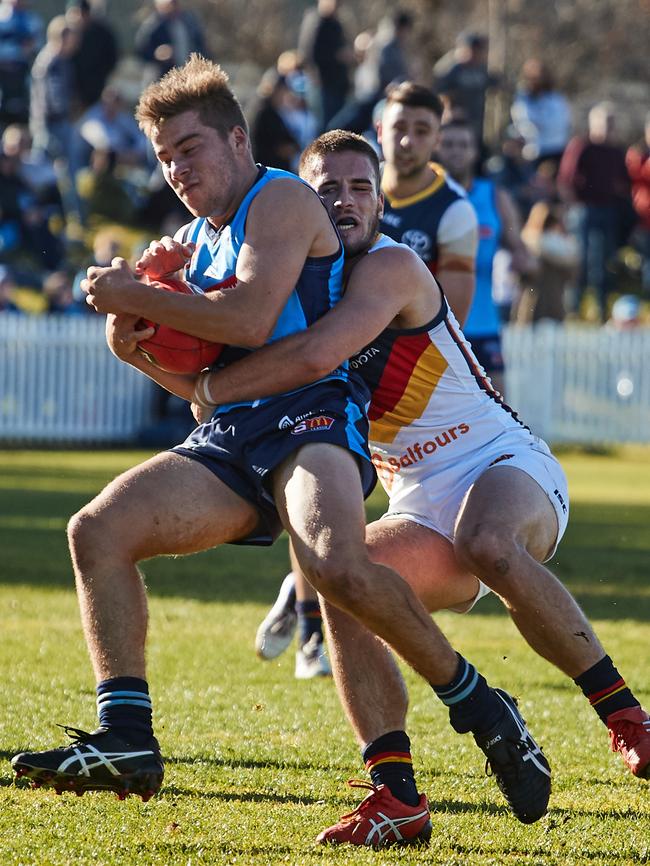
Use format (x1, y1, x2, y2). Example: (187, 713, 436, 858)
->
(137, 276, 223, 374)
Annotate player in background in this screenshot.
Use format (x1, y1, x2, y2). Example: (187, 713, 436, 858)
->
(436, 118, 536, 396)
(256, 82, 481, 673)
(12, 61, 537, 846)
(377, 81, 478, 327)
(187, 132, 649, 845)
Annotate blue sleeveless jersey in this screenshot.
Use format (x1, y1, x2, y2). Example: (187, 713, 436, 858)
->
(178, 165, 348, 410)
(463, 177, 501, 338)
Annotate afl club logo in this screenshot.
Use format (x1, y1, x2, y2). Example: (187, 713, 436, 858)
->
(401, 229, 431, 259)
(291, 415, 335, 435)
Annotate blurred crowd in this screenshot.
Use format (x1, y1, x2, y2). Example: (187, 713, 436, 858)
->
(0, 0, 648, 330)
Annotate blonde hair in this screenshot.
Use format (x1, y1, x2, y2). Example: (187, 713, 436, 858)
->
(136, 54, 248, 139)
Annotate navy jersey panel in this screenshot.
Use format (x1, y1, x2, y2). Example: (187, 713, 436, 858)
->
(380, 182, 464, 273)
(177, 165, 348, 412)
(170, 378, 376, 546)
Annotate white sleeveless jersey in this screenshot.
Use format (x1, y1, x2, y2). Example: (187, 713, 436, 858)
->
(350, 235, 538, 501)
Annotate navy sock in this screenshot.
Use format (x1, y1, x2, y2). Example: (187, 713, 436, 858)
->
(363, 730, 420, 807)
(574, 655, 639, 725)
(433, 654, 502, 735)
(96, 677, 154, 745)
(296, 600, 323, 647)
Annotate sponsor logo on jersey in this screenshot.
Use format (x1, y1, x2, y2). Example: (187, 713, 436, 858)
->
(401, 229, 432, 259)
(382, 213, 401, 228)
(291, 415, 335, 435)
(252, 464, 269, 476)
(350, 346, 380, 369)
(371, 423, 470, 488)
(278, 415, 294, 429)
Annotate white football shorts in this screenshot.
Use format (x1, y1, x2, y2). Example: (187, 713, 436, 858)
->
(380, 435, 570, 613)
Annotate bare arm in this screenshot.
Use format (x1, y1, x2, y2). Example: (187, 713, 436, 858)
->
(436, 197, 478, 326)
(199, 248, 439, 406)
(83, 180, 337, 347)
(496, 187, 537, 276)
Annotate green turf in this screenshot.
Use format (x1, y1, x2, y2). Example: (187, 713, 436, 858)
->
(0, 447, 649, 865)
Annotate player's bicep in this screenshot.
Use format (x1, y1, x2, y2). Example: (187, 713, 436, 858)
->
(236, 182, 332, 302)
(437, 199, 478, 273)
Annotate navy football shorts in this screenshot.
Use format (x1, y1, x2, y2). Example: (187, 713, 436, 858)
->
(171, 377, 376, 546)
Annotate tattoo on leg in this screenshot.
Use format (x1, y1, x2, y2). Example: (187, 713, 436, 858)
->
(574, 631, 590, 642)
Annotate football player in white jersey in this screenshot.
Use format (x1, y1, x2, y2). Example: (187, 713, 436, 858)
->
(185, 131, 650, 845)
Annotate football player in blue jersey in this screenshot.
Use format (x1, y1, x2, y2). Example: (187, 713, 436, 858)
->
(437, 118, 536, 397)
(10, 58, 543, 830)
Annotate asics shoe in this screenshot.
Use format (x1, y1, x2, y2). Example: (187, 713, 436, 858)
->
(607, 705, 650, 778)
(11, 725, 164, 800)
(255, 572, 298, 660)
(295, 633, 331, 679)
(316, 780, 431, 848)
(474, 689, 551, 823)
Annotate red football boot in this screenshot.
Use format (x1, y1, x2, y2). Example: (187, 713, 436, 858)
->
(316, 781, 432, 848)
(607, 706, 650, 778)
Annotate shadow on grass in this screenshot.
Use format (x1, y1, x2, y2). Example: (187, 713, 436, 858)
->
(161, 785, 323, 805)
(1, 491, 649, 620)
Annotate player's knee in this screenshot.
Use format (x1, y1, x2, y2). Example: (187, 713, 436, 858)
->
(67, 506, 100, 564)
(67, 503, 123, 567)
(454, 522, 519, 587)
(301, 554, 365, 611)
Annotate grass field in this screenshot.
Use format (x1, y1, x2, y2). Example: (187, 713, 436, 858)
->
(0, 447, 649, 865)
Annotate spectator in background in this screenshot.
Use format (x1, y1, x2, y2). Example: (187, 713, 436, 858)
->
(75, 85, 150, 172)
(135, 0, 208, 84)
(1, 123, 63, 220)
(487, 125, 546, 220)
(0, 0, 44, 126)
(437, 118, 535, 396)
(517, 201, 579, 324)
(29, 14, 82, 222)
(625, 112, 650, 294)
(510, 59, 572, 172)
(274, 51, 318, 152)
(65, 0, 118, 113)
(0, 141, 63, 270)
(248, 69, 301, 172)
(42, 267, 85, 314)
(558, 101, 633, 322)
(433, 32, 498, 148)
(298, 0, 351, 130)
(0, 264, 21, 311)
(607, 294, 641, 331)
(29, 15, 79, 161)
(327, 10, 415, 135)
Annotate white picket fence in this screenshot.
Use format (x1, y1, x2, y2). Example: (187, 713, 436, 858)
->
(503, 323, 650, 444)
(0, 316, 156, 443)
(0, 316, 649, 445)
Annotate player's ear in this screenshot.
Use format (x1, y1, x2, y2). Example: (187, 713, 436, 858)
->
(230, 125, 248, 153)
(376, 120, 383, 144)
(377, 191, 384, 220)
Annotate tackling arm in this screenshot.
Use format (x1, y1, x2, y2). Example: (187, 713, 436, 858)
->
(198, 248, 437, 406)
